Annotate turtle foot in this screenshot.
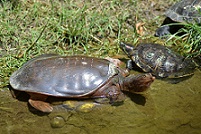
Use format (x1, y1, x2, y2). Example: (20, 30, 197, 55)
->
(155, 25, 171, 37)
(105, 57, 123, 67)
(28, 99, 53, 113)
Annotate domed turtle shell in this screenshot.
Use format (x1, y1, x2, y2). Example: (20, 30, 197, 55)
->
(155, 0, 201, 37)
(120, 42, 196, 79)
(166, 0, 201, 23)
(10, 54, 117, 97)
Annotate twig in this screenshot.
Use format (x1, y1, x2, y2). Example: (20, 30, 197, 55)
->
(23, 18, 50, 56)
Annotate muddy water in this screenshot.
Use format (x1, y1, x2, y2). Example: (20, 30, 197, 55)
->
(0, 69, 201, 134)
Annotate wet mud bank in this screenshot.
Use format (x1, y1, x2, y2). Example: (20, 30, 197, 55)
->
(0, 69, 201, 134)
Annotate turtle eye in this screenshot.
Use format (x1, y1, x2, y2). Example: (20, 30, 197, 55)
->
(142, 75, 146, 78)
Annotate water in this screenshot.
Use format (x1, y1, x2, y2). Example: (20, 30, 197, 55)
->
(0, 69, 201, 134)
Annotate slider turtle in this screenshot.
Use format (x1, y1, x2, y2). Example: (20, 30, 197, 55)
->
(10, 54, 155, 113)
(120, 42, 196, 80)
(155, 0, 201, 37)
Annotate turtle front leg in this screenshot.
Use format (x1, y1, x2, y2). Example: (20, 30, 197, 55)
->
(106, 86, 126, 105)
(105, 57, 123, 67)
(28, 93, 53, 113)
(126, 59, 134, 71)
(106, 57, 129, 77)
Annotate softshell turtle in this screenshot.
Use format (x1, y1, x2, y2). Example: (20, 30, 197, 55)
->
(155, 0, 201, 37)
(120, 42, 196, 80)
(10, 54, 155, 113)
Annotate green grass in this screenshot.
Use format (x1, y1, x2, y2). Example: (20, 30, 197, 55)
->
(164, 22, 201, 58)
(0, 0, 197, 88)
(0, 0, 145, 88)
(180, 23, 201, 57)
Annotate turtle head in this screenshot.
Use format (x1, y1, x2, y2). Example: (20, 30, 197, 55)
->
(119, 42, 136, 57)
(122, 73, 155, 93)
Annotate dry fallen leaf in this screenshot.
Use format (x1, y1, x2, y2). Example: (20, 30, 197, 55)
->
(136, 22, 145, 36)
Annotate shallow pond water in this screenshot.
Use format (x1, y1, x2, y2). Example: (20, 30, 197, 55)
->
(0, 69, 201, 134)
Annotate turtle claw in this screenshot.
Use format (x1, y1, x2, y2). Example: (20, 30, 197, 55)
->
(28, 99, 53, 113)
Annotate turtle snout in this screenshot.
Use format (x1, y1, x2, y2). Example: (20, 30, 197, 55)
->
(150, 74, 155, 81)
(144, 73, 155, 87)
(146, 73, 155, 80)
(155, 25, 171, 37)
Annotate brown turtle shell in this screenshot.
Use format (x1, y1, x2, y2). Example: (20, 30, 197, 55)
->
(10, 55, 118, 97)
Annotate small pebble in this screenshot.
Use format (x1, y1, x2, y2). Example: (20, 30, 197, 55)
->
(50, 116, 65, 128)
